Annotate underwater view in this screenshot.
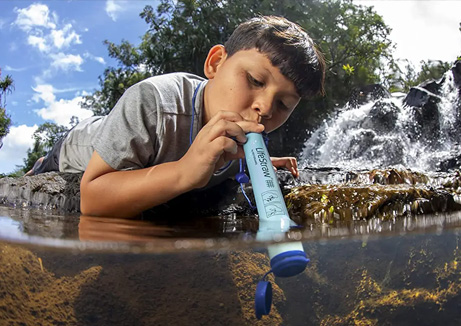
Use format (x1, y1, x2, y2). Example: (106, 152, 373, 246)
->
(0, 204, 460, 325)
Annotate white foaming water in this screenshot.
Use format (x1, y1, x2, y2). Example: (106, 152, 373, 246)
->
(300, 70, 460, 172)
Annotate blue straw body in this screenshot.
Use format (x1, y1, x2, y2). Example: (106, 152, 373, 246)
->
(243, 133, 293, 232)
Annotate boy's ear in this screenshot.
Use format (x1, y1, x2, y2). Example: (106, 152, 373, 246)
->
(204, 45, 227, 79)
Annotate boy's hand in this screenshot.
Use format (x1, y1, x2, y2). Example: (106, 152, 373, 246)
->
(270, 157, 299, 178)
(179, 110, 264, 189)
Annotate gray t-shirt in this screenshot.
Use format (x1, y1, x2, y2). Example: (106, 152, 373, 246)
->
(59, 72, 238, 186)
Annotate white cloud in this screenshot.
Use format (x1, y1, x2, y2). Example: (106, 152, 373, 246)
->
(27, 34, 49, 52)
(83, 52, 106, 65)
(105, 0, 124, 21)
(35, 97, 93, 126)
(5, 65, 28, 72)
(49, 53, 84, 72)
(51, 24, 82, 49)
(12, 3, 85, 80)
(14, 3, 56, 31)
(0, 124, 38, 174)
(32, 84, 56, 104)
(24, 24, 82, 54)
(32, 84, 93, 127)
(13, 3, 82, 56)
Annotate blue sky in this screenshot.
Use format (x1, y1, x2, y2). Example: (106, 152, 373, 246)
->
(0, 0, 460, 174)
(0, 0, 156, 173)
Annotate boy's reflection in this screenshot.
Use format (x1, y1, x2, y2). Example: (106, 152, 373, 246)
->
(78, 215, 174, 242)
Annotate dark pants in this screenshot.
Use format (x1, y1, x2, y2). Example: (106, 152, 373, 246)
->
(33, 136, 65, 174)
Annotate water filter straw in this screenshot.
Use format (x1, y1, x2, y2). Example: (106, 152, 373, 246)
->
(242, 132, 309, 319)
(243, 133, 292, 227)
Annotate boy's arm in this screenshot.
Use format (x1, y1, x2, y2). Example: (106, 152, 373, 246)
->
(80, 151, 195, 218)
(81, 111, 264, 218)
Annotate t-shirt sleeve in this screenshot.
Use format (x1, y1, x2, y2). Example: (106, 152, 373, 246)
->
(92, 81, 160, 170)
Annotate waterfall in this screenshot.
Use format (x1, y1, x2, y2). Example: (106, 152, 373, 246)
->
(300, 67, 461, 172)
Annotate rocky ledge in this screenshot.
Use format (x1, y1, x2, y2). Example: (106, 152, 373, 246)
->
(0, 172, 82, 212)
(1, 169, 460, 223)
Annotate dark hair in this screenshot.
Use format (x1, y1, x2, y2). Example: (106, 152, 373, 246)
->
(224, 16, 325, 99)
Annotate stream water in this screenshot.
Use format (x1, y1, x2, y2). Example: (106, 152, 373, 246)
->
(1, 67, 460, 325)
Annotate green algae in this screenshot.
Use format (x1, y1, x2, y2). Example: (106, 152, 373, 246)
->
(286, 169, 461, 224)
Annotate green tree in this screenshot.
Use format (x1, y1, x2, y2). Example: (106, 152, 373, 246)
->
(416, 60, 452, 84)
(293, 0, 393, 107)
(0, 68, 15, 148)
(387, 59, 453, 93)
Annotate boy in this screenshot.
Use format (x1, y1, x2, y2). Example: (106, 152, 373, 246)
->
(27, 15, 325, 218)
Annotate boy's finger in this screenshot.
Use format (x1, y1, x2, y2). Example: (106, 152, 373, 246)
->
(207, 110, 245, 124)
(208, 136, 239, 160)
(235, 120, 265, 135)
(205, 119, 247, 144)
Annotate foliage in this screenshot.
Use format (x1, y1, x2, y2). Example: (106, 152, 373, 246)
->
(293, 0, 393, 108)
(387, 59, 453, 93)
(21, 140, 47, 174)
(343, 64, 355, 76)
(0, 69, 14, 108)
(82, 0, 394, 117)
(32, 122, 68, 151)
(0, 108, 11, 145)
(0, 68, 14, 147)
(416, 60, 452, 84)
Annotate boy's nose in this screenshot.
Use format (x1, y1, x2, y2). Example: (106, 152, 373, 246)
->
(252, 102, 273, 120)
(257, 108, 272, 120)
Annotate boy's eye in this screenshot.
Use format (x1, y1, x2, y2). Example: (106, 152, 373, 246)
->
(278, 100, 290, 111)
(247, 73, 264, 87)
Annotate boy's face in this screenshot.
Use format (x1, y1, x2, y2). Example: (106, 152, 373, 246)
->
(203, 46, 301, 133)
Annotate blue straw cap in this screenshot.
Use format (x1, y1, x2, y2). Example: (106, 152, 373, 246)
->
(270, 250, 310, 278)
(235, 171, 250, 183)
(255, 280, 272, 320)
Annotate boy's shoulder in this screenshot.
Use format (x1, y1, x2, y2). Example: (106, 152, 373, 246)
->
(128, 72, 206, 113)
(140, 72, 205, 92)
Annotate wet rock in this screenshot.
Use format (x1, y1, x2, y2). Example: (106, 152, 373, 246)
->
(366, 168, 430, 185)
(418, 75, 446, 95)
(403, 86, 442, 145)
(349, 84, 391, 108)
(0, 172, 82, 213)
(452, 59, 461, 87)
(0, 173, 250, 217)
(360, 101, 399, 134)
(438, 145, 461, 172)
(1, 169, 460, 222)
(285, 183, 461, 225)
(404, 72, 445, 109)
